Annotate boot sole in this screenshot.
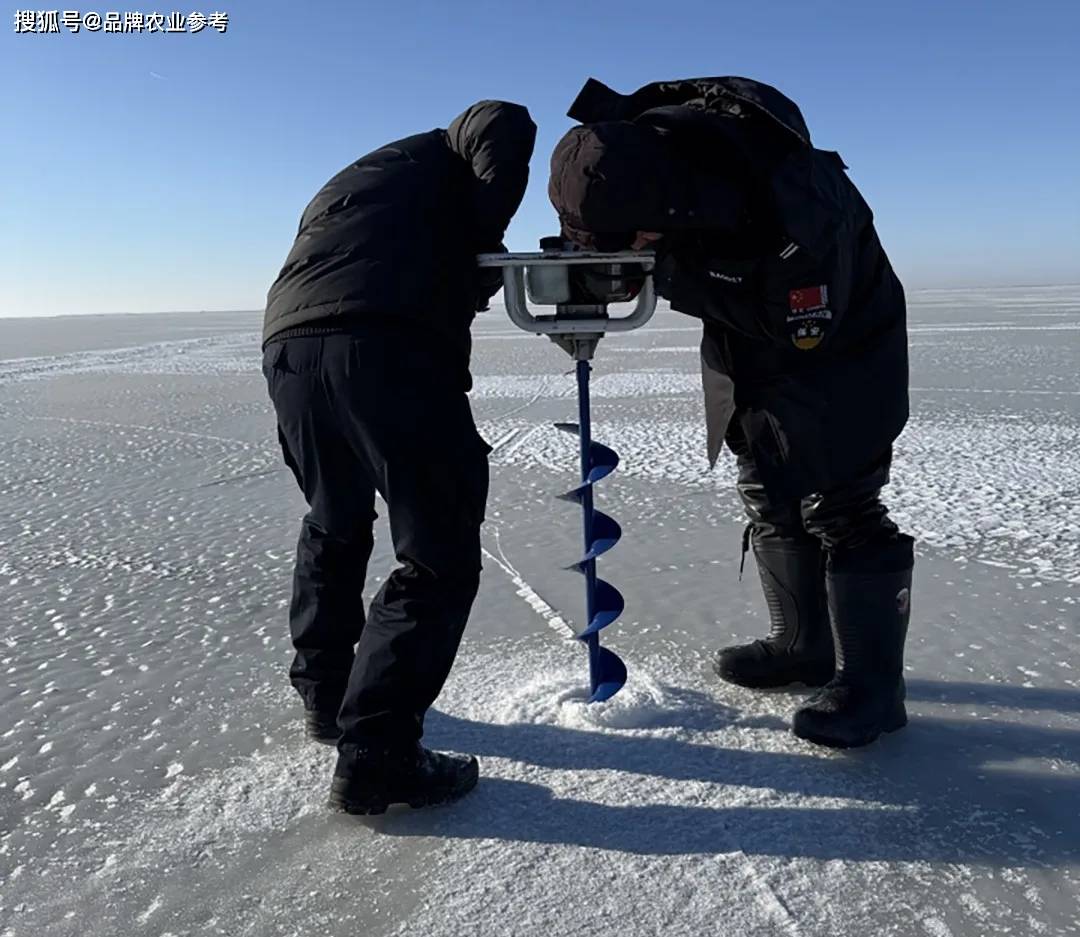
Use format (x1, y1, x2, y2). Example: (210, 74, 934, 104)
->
(713, 661, 834, 690)
(328, 773, 479, 816)
(306, 729, 340, 747)
(792, 707, 908, 750)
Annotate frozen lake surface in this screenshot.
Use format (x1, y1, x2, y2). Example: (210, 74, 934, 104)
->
(1, 286, 1078, 936)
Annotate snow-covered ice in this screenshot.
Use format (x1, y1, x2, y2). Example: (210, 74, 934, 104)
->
(1, 286, 1078, 936)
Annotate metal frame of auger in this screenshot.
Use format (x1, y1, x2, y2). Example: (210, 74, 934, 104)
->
(476, 247, 657, 702)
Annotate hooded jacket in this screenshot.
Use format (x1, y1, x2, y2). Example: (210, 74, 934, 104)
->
(552, 77, 908, 499)
(263, 100, 536, 386)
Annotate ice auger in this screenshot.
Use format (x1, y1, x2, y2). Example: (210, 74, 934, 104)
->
(477, 238, 658, 701)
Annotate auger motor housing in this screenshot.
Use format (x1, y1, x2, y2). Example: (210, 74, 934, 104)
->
(476, 238, 659, 703)
(477, 236, 657, 360)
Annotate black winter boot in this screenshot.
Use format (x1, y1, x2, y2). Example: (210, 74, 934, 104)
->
(713, 535, 834, 689)
(329, 743, 479, 815)
(792, 536, 915, 749)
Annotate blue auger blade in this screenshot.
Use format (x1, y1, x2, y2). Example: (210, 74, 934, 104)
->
(554, 423, 619, 485)
(567, 510, 622, 571)
(578, 578, 624, 638)
(588, 644, 628, 703)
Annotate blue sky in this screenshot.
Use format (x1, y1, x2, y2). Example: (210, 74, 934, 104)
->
(2, 0, 1078, 316)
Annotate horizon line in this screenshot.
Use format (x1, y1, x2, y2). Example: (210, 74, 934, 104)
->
(2, 282, 1079, 322)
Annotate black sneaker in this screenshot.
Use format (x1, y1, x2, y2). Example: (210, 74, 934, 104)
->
(328, 743, 479, 815)
(303, 708, 340, 746)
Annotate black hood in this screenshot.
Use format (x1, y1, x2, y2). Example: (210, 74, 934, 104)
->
(548, 121, 680, 249)
(567, 76, 811, 146)
(549, 119, 751, 250)
(446, 100, 537, 248)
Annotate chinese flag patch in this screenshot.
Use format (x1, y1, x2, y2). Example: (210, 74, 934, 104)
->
(789, 285, 829, 312)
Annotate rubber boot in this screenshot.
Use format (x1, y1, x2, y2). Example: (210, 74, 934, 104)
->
(792, 535, 915, 748)
(713, 534, 834, 689)
(329, 743, 479, 815)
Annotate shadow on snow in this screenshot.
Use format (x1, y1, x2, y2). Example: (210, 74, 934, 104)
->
(364, 679, 1080, 867)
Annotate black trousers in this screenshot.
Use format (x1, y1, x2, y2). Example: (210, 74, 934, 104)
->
(726, 422, 903, 572)
(262, 332, 489, 747)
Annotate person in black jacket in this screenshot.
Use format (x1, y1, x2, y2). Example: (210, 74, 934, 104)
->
(549, 77, 915, 749)
(263, 100, 536, 811)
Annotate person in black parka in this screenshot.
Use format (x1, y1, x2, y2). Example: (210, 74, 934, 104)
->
(549, 77, 915, 749)
(263, 100, 536, 811)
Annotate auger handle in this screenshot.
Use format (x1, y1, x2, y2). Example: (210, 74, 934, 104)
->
(476, 252, 657, 336)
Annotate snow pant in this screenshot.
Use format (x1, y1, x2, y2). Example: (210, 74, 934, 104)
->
(262, 330, 490, 747)
(726, 422, 903, 568)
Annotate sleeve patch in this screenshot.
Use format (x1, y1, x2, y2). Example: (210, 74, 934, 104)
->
(787, 284, 831, 350)
(788, 285, 829, 312)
